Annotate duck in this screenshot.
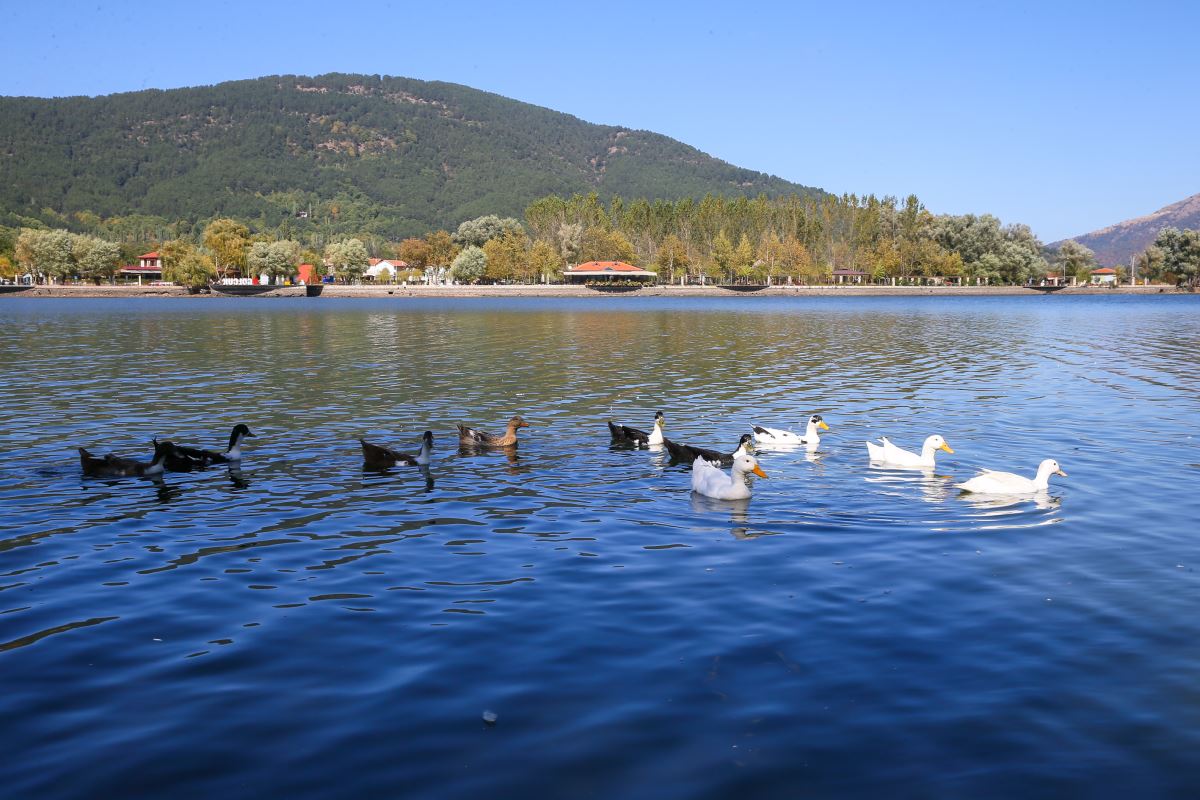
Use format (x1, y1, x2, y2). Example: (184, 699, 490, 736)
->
(170, 424, 256, 465)
(957, 459, 1067, 494)
(608, 411, 665, 446)
(154, 438, 210, 472)
(79, 439, 172, 478)
(751, 414, 829, 447)
(664, 433, 754, 466)
(691, 454, 767, 500)
(360, 431, 433, 469)
(865, 434, 953, 468)
(458, 416, 528, 448)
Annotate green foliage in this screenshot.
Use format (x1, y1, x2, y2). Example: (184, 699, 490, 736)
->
(482, 230, 530, 282)
(1053, 239, 1096, 281)
(451, 245, 486, 283)
(73, 235, 121, 283)
(454, 215, 525, 248)
(0, 74, 819, 244)
(325, 237, 369, 282)
(248, 239, 300, 279)
(203, 218, 250, 278)
(161, 239, 216, 288)
(1152, 227, 1200, 286)
(16, 228, 73, 280)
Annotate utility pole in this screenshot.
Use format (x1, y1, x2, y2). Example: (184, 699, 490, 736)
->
(1130, 254, 1136, 285)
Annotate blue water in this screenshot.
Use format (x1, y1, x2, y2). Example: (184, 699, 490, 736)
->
(1, 295, 1198, 798)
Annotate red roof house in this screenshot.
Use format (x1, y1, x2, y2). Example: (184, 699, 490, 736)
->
(563, 261, 656, 281)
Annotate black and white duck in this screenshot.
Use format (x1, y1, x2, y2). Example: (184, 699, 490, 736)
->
(458, 416, 528, 448)
(79, 439, 172, 478)
(664, 433, 755, 467)
(751, 414, 829, 448)
(608, 411, 666, 446)
(360, 431, 433, 469)
(169, 423, 256, 465)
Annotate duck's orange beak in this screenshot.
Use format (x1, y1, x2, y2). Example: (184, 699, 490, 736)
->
(939, 442, 954, 454)
(752, 465, 767, 478)
(1055, 468, 1068, 477)
(518, 421, 529, 428)
(818, 421, 830, 431)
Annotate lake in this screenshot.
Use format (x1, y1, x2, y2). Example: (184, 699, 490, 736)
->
(1, 295, 1198, 798)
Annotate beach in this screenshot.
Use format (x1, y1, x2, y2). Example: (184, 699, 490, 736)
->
(1, 282, 1181, 299)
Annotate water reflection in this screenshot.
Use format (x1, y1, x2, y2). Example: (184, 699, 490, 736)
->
(957, 489, 1062, 511)
(864, 465, 954, 503)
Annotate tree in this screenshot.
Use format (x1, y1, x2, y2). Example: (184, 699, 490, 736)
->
(161, 240, 215, 289)
(16, 228, 73, 282)
(73, 235, 121, 283)
(709, 231, 734, 282)
(483, 230, 530, 282)
(1053, 240, 1096, 283)
(0, 255, 16, 281)
(1153, 227, 1200, 287)
(203, 219, 250, 278)
(557, 222, 583, 263)
(655, 234, 690, 283)
(450, 245, 487, 283)
(733, 233, 756, 281)
(780, 237, 817, 283)
(453, 215, 524, 247)
(528, 240, 561, 283)
(424, 230, 459, 266)
(246, 242, 271, 279)
(325, 238, 370, 282)
(577, 226, 637, 264)
(397, 237, 431, 269)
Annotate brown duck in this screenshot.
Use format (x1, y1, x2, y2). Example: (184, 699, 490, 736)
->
(360, 431, 433, 469)
(457, 416, 529, 447)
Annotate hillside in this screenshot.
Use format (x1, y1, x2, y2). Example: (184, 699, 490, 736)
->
(1054, 193, 1200, 266)
(0, 73, 822, 239)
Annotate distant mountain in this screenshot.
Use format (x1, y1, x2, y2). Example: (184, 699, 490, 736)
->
(1054, 193, 1200, 266)
(0, 73, 823, 238)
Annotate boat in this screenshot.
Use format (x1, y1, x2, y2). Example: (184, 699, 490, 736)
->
(210, 283, 309, 297)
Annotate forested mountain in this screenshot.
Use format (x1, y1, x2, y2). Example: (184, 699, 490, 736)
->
(0, 73, 821, 239)
(1053, 193, 1200, 266)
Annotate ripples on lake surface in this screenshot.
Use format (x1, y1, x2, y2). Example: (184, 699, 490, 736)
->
(2, 295, 1199, 798)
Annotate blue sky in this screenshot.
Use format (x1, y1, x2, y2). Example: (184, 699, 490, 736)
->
(2, 0, 1197, 242)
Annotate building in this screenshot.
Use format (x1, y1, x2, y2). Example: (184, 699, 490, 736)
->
(1090, 267, 1118, 285)
(364, 258, 410, 281)
(831, 268, 868, 284)
(119, 251, 164, 284)
(563, 261, 657, 283)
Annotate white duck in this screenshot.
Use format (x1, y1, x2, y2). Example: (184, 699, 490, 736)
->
(957, 459, 1067, 494)
(690, 454, 767, 500)
(865, 434, 953, 468)
(751, 414, 829, 447)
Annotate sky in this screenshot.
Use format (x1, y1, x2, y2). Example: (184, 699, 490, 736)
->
(2, 0, 1197, 242)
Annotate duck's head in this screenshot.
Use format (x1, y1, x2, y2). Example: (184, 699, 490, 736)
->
(735, 433, 755, 454)
(508, 416, 529, 429)
(732, 454, 767, 479)
(151, 438, 175, 463)
(232, 424, 256, 439)
(421, 430, 434, 449)
(1039, 458, 1067, 478)
(925, 434, 954, 454)
(810, 414, 830, 431)
(654, 411, 666, 429)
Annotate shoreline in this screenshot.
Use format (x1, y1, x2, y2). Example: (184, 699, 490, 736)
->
(0, 283, 1183, 299)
